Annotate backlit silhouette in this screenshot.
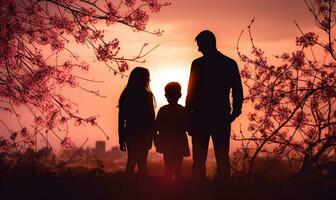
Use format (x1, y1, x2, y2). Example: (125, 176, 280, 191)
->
(118, 67, 156, 176)
(155, 82, 190, 182)
(186, 30, 244, 180)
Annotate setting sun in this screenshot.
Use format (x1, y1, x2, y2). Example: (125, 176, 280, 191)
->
(150, 65, 190, 108)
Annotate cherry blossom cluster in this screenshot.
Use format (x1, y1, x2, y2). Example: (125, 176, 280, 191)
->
(0, 0, 169, 153)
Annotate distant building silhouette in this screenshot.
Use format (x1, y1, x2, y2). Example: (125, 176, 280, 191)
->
(95, 141, 106, 158)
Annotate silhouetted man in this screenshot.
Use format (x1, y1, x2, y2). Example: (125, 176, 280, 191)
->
(186, 30, 243, 180)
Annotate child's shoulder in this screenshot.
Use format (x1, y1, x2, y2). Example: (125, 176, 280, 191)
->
(158, 104, 170, 112)
(177, 104, 186, 108)
(158, 104, 185, 112)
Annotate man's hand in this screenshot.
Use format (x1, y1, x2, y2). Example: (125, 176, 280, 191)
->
(119, 141, 126, 151)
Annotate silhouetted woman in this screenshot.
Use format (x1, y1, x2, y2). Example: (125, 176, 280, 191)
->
(118, 67, 155, 176)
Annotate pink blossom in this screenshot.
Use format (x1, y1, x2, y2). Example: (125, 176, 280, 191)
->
(50, 15, 75, 34)
(61, 137, 74, 149)
(125, 0, 136, 7)
(106, 2, 118, 25)
(74, 28, 89, 44)
(125, 9, 149, 31)
(142, 0, 162, 12)
(0, 137, 11, 152)
(86, 116, 97, 126)
(96, 39, 120, 61)
(90, 30, 104, 42)
(118, 61, 129, 73)
(20, 127, 29, 138)
(290, 51, 305, 69)
(296, 32, 318, 47)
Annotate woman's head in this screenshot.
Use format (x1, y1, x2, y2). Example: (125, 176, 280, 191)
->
(127, 67, 150, 90)
(119, 67, 155, 107)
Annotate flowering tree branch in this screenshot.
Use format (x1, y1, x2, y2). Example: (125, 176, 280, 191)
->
(234, 0, 336, 178)
(0, 0, 170, 153)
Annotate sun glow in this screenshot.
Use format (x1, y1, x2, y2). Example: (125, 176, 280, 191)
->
(150, 65, 190, 108)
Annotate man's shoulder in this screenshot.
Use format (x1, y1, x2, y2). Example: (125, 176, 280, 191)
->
(192, 52, 238, 66)
(218, 52, 237, 65)
(192, 56, 205, 65)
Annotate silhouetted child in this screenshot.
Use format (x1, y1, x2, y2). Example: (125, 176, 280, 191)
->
(155, 82, 190, 182)
(118, 67, 156, 176)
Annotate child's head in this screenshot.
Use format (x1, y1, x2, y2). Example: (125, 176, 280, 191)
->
(164, 82, 182, 104)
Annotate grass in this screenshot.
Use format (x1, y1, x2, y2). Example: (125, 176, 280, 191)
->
(1, 162, 335, 200)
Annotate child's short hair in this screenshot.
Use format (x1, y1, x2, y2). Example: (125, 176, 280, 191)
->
(165, 82, 181, 98)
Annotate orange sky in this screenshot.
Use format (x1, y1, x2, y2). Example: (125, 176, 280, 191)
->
(1, 0, 317, 151)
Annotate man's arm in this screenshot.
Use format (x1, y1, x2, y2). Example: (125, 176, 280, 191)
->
(230, 61, 244, 122)
(186, 60, 197, 111)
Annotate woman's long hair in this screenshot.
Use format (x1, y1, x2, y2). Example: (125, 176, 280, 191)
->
(119, 67, 156, 107)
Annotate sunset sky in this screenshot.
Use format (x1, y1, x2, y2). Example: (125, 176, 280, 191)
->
(1, 0, 317, 151)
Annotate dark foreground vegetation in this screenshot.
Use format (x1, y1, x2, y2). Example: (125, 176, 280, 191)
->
(1, 159, 335, 200)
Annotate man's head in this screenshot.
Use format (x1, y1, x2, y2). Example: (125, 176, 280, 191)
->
(164, 82, 182, 104)
(195, 30, 217, 55)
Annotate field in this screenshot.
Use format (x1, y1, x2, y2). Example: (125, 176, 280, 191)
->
(1, 157, 335, 200)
